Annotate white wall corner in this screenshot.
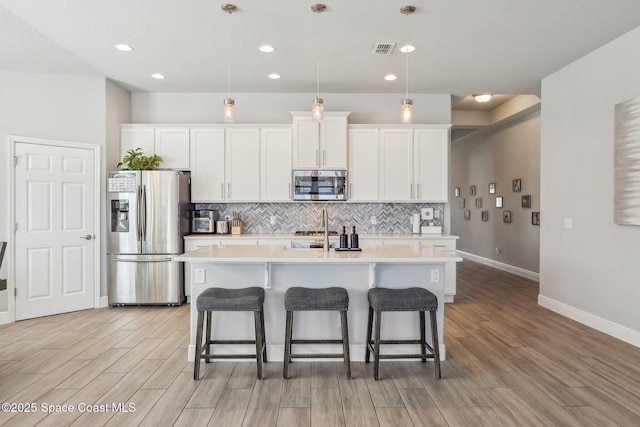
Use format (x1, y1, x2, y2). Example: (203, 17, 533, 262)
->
(538, 294, 640, 349)
(457, 250, 540, 282)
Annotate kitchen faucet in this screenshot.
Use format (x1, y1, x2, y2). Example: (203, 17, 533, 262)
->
(321, 207, 330, 251)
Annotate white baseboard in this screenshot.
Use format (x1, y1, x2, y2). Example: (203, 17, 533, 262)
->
(99, 296, 109, 308)
(456, 250, 539, 282)
(0, 310, 10, 325)
(187, 343, 446, 362)
(538, 295, 640, 348)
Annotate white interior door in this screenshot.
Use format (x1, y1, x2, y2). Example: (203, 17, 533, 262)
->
(14, 142, 95, 320)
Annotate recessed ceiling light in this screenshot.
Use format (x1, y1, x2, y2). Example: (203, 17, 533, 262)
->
(399, 44, 416, 53)
(259, 45, 275, 53)
(384, 74, 398, 81)
(115, 44, 133, 52)
(151, 73, 165, 80)
(268, 73, 281, 79)
(473, 94, 492, 103)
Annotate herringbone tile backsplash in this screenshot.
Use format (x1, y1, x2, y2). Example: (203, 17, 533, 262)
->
(194, 203, 444, 234)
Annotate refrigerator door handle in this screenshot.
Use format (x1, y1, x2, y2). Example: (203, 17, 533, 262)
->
(113, 257, 173, 263)
(142, 185, 147, 242)
(136, 185, 142, 241)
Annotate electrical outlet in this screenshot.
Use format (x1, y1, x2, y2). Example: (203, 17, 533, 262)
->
(371, 216, 377, 225)
(430, 269, 440, 283)
(421, 208, 434, 221)
(270, 215, 276, 225)
(194, 268, 206, 284)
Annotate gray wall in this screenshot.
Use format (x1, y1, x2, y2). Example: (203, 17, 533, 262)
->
(450, 112, 541, 273)
(540, 25, 640, 345)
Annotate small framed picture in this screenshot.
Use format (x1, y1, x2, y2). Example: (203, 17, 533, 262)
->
(475, 197, 482, 208)
(532, 212, 540, 225)
(488, 182, 496, 194)
(495, 196, 503, 208)
(454, 187, 460, 197)
(503, 211, 512, 223)
(521, 195, 531, 208)
(464, 210, 470, 220)
(459, 198, 465, 209)
(470, 185, 476, 196)
(512, 178, 522, 192)
(481, 211, 489, 221)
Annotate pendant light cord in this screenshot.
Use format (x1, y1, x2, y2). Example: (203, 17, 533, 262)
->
(316, 47, 320, 97)
(405, 52, 409, 99)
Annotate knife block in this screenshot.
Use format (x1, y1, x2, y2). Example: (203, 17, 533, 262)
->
(231, 220, 243, 235)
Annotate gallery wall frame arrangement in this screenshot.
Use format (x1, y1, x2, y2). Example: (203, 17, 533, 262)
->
(481, 211, 489, 221)
(512, 178, 522, 192)
(521, 195, 531, 208)
(454, 187, 460, 197)
(488, 182, 496, 194)
(459, 199, 465, 209)
(464, 210, 470, 220)
(532, 212, 540, 225)
(475, 198, 482, 208)
(503, 211, 512, 223)
(470, 185, 476, 196)
(496, 196, 503, 208)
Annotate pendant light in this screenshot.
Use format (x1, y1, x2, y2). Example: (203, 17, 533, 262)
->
(400, 5, 416, 124)
(222, 4, 237, 123)
(311, 4, 326, 122)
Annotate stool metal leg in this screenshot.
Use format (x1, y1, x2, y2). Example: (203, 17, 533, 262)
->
(365, 305, 374, 363)
(194, 311, 205, 380)
(283, 310, 293, 379)
(430, 310, 441, 379)
(373, 310, 382, 381)
(340, 311, 351, 379)
(260, 306, 268, 363)
(205, 310, 213, 364)
(254, 310, 264, 380)
(420, 311, 427, 363)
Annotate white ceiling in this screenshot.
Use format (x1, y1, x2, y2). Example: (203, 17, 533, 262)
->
(2, 0, 640, 105)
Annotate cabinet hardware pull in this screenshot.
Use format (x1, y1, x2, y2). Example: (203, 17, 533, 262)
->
(221, 183, 224, 199)
(323, 149, 326, 165)
(316, 150, 319, 165)
(228, 183, 231, 198)
(417, 183, 420, 199)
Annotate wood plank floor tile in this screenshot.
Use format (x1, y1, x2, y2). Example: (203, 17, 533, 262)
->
(186, 361, 235, 408)
(362, 363, 404, 408)
(139, 372, 200, 426)
(173, 408, 215, 426)
(55, 348, 128, 389)
(208, 388, 252, 426)
(0, 388, 76, 426)
(243, 364, 283, 427)
(228, 361, 259, 389)
(486, 387, 553, 427)
(388, 361, 424, 389)
(375, 407, 415, 427)
(103, 388, 165, 427)
(469, 406, 518, 426)
(310, 387, 345, 427)
(311, 362, 339, 389)
(281, 362, 311, 407)
(397, 387, 448, 427)
(338, 363, 379, 427)
(277, 407, 310, 427)
(142, 346, 191, 390)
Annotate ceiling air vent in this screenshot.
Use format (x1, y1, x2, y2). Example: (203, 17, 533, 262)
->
(372, 43, 396, 55)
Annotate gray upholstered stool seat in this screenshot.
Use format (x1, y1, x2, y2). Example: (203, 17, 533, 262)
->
(368, 287, 437, 312)
(197, 287, 265, 311)
(194, 287, 267, 381)
(365, 287, 441, 381)
(284, 287, 349, 311)
(283, 287, 351, 380)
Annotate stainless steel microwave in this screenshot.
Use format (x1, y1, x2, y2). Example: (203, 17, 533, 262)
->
(292, 170, 347, 201)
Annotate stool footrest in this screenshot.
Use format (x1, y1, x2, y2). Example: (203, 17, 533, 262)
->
(201, 353, 258, 360)
(291, 339, 344, 344)
(289, 353, 346, 359)
(208, 340, 256, 345)
(370, 339, 426, 345)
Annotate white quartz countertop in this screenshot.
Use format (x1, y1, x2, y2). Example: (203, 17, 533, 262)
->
(176, 243, 462, 264)
(184, 233, 459, 240)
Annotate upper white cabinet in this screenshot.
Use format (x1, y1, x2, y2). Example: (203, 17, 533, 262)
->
(291, 112, 350, 169)
(190, 128, 225, 202)
(413, 128, 448, 202)
(349, 129, 379, 201)
(225, 128, 261, 201)
(379, 129, 414, 201)
(121, 126, 190, 170)
(349, 125, 450, 202)
(261, 128, 293, 201)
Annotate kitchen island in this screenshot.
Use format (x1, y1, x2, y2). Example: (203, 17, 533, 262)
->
(176, 243, 461, 362)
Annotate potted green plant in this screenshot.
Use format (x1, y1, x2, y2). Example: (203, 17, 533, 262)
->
(117, 148, 163, 170)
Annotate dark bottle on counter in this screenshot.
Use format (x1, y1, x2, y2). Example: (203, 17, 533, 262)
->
(340, 226, 349, 249)
(350, 226, 359, 249)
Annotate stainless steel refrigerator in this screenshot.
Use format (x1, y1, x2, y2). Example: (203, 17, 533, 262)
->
(107, 170, 190, 305)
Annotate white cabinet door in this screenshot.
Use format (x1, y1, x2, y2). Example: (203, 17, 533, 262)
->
(261, 128, 292, 201)
(349, 129, 379, 201)
(121, 128, 154, 158)
(155, 128, 190, 169)
(321, 116, 348, 168)
(190, 129, 225, 202)
(226, 128, 260, 201)
(292, 116, 320, 168)
(379, 129, 413, 201)
(414, 128, 448, 202)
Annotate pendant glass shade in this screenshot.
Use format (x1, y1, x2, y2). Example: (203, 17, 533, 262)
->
(312, 97, 324, 122)
(401, 99, 413, 124)
(224, 98, 235, 123)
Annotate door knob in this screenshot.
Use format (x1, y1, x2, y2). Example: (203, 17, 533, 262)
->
(81, 234, 93, 240)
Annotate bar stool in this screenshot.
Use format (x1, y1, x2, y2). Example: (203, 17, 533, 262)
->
(283, 287, 351, 379)
(365, 287, 441, 380)
(193, 287, 267, 380)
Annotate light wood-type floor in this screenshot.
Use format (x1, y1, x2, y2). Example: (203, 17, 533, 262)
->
(1, 260, 640, 426)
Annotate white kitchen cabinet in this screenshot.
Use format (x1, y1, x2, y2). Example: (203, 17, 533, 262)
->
(226, 128, 261, 201)
(348, 129, 379, 201)
(413, 128, 448, 202)
(261, 128, 292, 201)
(379, 129, 413, 201)
(190, 128, 225, 202)
(120, 126, 190, 170)
(292, 112, 350, 169)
